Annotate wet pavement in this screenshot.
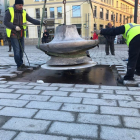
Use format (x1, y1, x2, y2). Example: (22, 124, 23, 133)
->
(11, 65, 117, 86)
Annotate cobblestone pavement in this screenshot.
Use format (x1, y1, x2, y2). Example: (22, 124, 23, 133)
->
(0, 44, 127, 66)
(0, 81, 140, 140)
(0, 45, 140, 140)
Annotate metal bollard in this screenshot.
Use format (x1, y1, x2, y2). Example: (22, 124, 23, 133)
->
(1, 40, 4, 46)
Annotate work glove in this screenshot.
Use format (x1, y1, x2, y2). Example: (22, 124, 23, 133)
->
(15, 26, 21, 31)
(95, 30, 101, 35)
(43, 20, 47, 26)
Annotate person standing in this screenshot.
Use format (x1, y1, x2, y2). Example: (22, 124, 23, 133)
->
(93, 31, 99, 48)
(95, 23, 140, 83)
(4, 0, 46, 71)
(104, 23, 116, 55)
(43, 30, 49, 43)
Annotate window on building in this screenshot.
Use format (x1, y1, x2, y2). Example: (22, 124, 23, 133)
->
(93, 24, 97, 30)
(72, 5, 81, 17)
(36, 9, 40, 19)
(57, 7, 62, 18)
(123, 15, 125, 24)
(37, 26, 40, 38)
(73, 24, 81, 35)
(120, 14, 122, 23)
(94, 6, 97, 17)
(116, 13, 118, 22)
(111, 11, 114, 21)
(121, 3, 122, 9)
(100, 24, 103, 30)
(128, 6, 129, 12)
(106, 10, 109, 20)
(127, 16, 128, 23)
(50, 7, 54, 18)
(100, 8, 103, 19)
(35, 0, 39, 1)
(44, 8, 47, 18)
(112, 0, 114, 6)
(116, 1, 118, 7)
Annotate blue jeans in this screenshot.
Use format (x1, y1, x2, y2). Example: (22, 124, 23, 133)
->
(10, 38, 24, 68)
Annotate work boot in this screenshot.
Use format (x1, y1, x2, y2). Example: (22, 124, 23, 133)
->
(117, 77, 135, 84)
(17, 67, 27, 71)
(134, 71, 140, 76)
(17, 64, 27, 71)
(22, 64, 30, 68)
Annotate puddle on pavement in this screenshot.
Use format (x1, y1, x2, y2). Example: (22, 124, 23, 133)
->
(10, 65, 117, 86)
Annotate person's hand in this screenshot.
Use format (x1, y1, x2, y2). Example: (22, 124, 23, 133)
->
(95, 30, 101, 35)
(43, 20, 47, 26)
(15, 26, 21, 31)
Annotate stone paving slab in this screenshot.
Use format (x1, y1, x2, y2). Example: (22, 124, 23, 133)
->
(19, 95, 50, 101)
(61, 103, 98, 113)
(101, 126, 140, 140)
(15, 89, 41, 94)
(115, 90, 140, 95)
(0, 130, 17, 140)
(0, 93, 21, 99)
(69, 92, 98, 98)
(48, 122, 98, 139)
(26, 101, 62, 110)
(0, 78, 6, 81)
(41, 91, 69, 97)
(0, 107, 37, 118)
(86, 89, 114, 94)
(77, 113, 121, 126)
(2, 118, 51, 133)
(118, 100, 140, 108)
(83, 98, 117, 106)
(0, 99, 28, 107)
(34, 110, 75, 122)
(101, 106, 140, 116)
(14, 132, 68, 140)
(50, 96, 82, 103)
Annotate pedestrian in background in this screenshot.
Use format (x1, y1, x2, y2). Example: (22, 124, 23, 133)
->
(93, 31, 99, 48)
(104, 23, 116, 55)
(43, 30, 49, 43)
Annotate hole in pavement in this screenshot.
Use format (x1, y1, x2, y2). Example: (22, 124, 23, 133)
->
(10, 65, 118, 86)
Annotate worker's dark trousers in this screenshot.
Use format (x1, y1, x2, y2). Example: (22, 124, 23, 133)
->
(10, 38, 24, 68)
(124, 34, 140, 80)
(105, 41, 115, 55)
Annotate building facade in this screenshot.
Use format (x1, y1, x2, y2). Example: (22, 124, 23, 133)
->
(0, 0, 9, 39)
(9, 0, 134, 42)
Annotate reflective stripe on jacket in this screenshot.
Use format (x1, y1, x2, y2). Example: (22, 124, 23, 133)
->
(123, 23, 140, 46)
(6, 7, 27, 38)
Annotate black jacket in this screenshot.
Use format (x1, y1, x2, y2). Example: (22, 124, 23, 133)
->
(43, 32, 49, 39)
(101, 25, 125, 36)
(104, 26, 116, 42)
(4, 5, 40, 38)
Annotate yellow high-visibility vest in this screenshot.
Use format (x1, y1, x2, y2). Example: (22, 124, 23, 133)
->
(6, 7, 27, 38)
(123, 23, 140, 46)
